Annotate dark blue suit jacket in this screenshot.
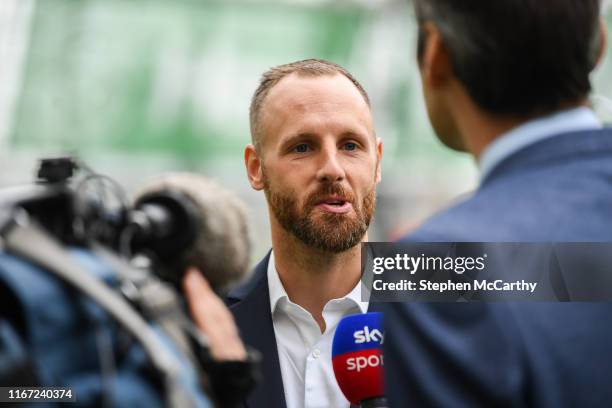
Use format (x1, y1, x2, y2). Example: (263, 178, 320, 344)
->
(227, 252, 384, 408)
(384, 129, 612, 407)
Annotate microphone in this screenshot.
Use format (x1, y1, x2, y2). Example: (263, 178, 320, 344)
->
(129, 173, 252, 292)
(332, 312, 386, 408)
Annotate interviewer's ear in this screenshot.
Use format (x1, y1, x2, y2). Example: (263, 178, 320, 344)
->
(593, 19, 608, 71)
(245, 144, 264, 191)
(420, 22, 452, 88)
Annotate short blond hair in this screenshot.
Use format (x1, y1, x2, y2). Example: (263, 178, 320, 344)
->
(249, 58, 371, 150)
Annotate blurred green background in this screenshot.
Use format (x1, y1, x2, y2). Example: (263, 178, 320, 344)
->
(2, 0, 612, 261)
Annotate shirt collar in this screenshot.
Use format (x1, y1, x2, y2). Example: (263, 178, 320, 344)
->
(267, 250, 368, 315)
(479, 106, 602, 182)
(267, 250, 288, 314)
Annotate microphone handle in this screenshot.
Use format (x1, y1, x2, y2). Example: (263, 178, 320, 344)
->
(360, 397, 388, 408)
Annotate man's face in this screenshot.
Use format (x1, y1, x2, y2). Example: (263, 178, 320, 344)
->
(249, 73, 382, 253)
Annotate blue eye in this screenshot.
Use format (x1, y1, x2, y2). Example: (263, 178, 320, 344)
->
(294, 144, 310, 153)
(343, 142, 358, 151)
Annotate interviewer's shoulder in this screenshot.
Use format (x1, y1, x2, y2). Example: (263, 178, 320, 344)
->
(400, 197, 488, 242)
(400, 190, 522, 242)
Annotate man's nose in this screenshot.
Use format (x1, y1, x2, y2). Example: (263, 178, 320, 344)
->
(316, 145, 345, 183)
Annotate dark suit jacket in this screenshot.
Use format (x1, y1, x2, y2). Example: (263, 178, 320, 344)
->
(384, 129, 612, 407)
(227, 251, 384, 408)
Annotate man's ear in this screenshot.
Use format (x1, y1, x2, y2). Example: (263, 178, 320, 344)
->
(593, 19, 608, 71)
(375, 137, 383, 184)
(245, 144, 265, 191)
(420, 22, 452, 88)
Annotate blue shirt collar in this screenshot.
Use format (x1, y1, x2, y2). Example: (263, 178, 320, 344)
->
(479, 107, 602, 182)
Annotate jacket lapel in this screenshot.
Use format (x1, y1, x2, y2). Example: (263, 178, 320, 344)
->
(367, 301, 386, 313)
(227, 253, 287, 408)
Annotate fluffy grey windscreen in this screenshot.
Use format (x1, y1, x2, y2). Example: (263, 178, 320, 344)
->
(135, 173, 253, 292)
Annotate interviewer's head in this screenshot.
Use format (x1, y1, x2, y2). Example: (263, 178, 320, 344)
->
(413, 0, 606, 151)
(245, 59, 382, 253)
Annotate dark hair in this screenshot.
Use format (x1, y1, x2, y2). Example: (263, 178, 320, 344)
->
(413, 0, 602, 116)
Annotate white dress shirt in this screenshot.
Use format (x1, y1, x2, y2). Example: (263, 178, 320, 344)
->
(267, 251, 368, 408)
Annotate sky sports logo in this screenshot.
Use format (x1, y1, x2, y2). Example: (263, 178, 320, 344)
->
(346, 353, 384, 372)
(353, 326, 384, 345)
(332, 313, 385, 383)
(348, 326, 384, 371)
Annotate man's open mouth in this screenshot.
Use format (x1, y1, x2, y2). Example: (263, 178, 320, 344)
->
(316, 197, 353, 214)
(325, 199, 346, 206)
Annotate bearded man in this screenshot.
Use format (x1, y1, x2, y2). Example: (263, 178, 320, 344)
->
(226, 59, 383, 408)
